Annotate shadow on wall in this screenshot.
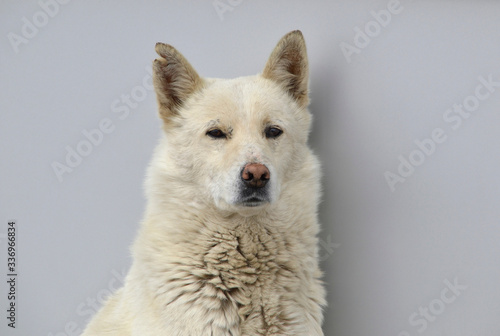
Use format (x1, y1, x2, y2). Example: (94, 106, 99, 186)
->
(309, 57, 341, 333)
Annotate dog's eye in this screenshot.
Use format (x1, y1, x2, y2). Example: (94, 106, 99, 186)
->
(265, 127, 283, 139)
(206, 129, 226, 139)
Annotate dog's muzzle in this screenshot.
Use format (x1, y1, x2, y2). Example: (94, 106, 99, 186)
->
(238, 163, 271, 207)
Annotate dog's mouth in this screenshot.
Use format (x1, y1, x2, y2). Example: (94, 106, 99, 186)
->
(239, 195, 269, 207)
(235, 177, 273, 208)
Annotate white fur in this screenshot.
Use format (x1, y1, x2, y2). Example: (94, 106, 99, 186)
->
(82, 31, 326, 336)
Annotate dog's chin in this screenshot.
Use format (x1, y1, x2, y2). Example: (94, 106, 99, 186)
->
(214, 195, 271, 217)
(240, 197, 269, 208)
(233, 195, 271, 216)
(236, 201, 270, 217)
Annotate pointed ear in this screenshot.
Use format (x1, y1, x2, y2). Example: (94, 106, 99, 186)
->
(153, 43, 203, 124)
(262, 30, 309, 107)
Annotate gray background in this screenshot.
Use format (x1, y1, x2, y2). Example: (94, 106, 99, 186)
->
(1, 0, 500, 335)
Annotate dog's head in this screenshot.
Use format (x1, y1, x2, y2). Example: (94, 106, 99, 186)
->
(150, 31, 315, 214)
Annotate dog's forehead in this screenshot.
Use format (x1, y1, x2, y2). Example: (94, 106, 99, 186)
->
(197, 76, 289, 121)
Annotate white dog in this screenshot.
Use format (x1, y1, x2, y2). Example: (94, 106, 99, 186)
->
(82, 30, 326, 336)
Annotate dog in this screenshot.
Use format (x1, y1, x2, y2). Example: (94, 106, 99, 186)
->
(82, 30, 326, 336)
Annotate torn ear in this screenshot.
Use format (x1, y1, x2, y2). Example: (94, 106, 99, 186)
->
(262, 30, 309, 107)
(153, 43, 203, 124)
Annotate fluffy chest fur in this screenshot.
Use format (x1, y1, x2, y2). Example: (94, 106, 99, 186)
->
(202, 222, 304, 334)
(134, 215, 315, 336)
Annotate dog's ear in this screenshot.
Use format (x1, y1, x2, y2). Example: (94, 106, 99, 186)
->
(262, 30, 309, 107)
(153, 43, 203, 124)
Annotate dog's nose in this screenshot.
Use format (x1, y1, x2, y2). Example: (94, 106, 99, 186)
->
(241, 163, 270, 189)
